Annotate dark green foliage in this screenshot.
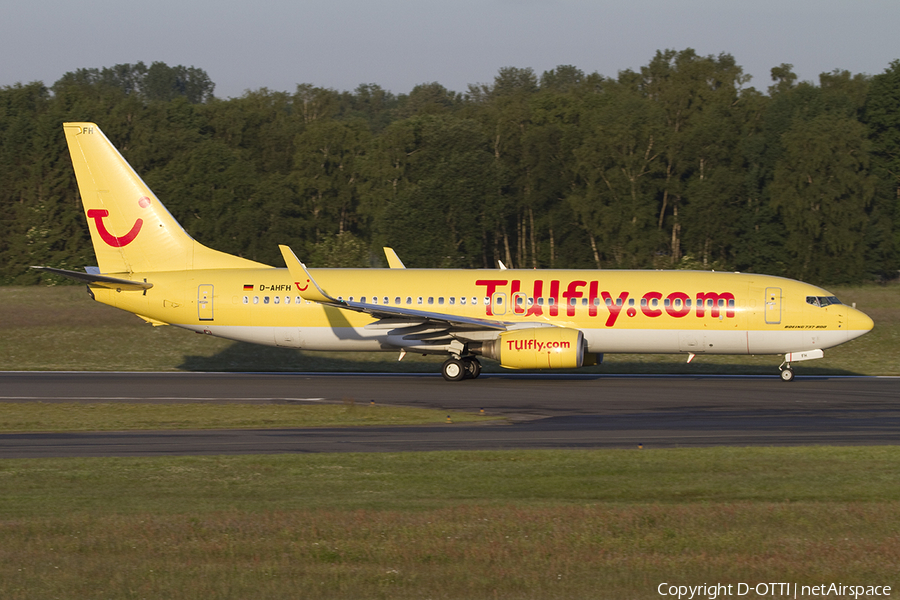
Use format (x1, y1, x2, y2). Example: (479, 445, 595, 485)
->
(2, 55, 898, 285)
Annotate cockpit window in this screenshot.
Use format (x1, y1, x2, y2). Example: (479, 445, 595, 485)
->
(806, 296, 843, 308)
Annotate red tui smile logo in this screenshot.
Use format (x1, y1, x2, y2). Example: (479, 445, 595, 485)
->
(87, 209, 142, 247)
(86, 198, 149, 247)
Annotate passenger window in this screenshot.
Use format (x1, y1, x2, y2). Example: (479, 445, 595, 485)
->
(438, 297, 444, 305)
(449, 297, 455, 305)
(460, 297, 466, 305)
(383, 297, 389, 305)
(395, 297, 401, 304)
(349, 297, 354, 302)
(253, 296, 259, 304)
(296, 297, 301, 304)
(538, 298, 544, 306)
(406, 297, 412, 305)
(593, 298, 600, 306)
(360, 297, 366, 303)
(548, 298, 555, 306)
(372, 297, 378, 304)
(285, 296, 291, 304)
(264, 296, 270, 304)
(274, 296, 280, 304)
(243, 296, 249, 304)
(428, 297, 434, 305)
(417, 297, 423, 305)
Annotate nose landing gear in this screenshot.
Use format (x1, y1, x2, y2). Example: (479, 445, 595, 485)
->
(779, 363, 795, 382)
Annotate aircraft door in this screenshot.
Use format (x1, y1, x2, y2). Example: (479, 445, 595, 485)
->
(512, 291, 528, 315)
(764, 287, 782, 324)
(491, 292, 508, 316)
(198, 284, 214, 321)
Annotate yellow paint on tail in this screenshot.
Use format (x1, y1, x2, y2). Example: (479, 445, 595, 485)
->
(63, 123, 269, 274)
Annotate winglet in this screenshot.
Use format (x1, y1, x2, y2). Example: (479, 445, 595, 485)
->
(383, 247, 406, 269)
(279, 245, 342, 304)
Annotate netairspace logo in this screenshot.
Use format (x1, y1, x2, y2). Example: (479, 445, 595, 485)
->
(657, 582, 892, 599)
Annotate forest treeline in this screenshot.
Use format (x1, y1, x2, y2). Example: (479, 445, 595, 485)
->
(1, 52, 899, 286)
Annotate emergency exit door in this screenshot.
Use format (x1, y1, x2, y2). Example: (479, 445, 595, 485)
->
(198, 284, 214, 321)
(764, 287, 781, 324)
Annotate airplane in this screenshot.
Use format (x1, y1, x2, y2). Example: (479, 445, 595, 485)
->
(33, 122, 874, 382)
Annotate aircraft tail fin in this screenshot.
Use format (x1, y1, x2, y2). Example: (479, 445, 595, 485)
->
(63, 123, 269, 274)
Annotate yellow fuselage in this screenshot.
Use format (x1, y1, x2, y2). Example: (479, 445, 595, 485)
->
(92, 267, 873, 356)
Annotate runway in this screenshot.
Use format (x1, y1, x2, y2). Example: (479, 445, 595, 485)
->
(1, 372, 899, 458)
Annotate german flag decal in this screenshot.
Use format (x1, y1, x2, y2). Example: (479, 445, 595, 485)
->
(243, 284, 254, 291)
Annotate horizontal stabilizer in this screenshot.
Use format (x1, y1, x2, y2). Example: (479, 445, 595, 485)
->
(31, 266, 152, 291)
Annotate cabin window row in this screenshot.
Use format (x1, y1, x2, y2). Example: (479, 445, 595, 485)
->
(243, 296, 305, 305)
(240, 294, 735, 310)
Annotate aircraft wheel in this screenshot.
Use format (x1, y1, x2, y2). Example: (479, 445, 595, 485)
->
(464, 357, 482, 379)
(780, 367, 795, 382)
(442, 358, 466, 382)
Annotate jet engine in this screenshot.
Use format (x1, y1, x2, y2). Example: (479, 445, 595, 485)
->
(475, 327, 586, 370)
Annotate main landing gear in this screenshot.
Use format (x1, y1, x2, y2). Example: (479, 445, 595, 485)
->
(441, 356, 482, 382)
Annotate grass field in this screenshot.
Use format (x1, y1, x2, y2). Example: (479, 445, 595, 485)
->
(1, 283, 897, 375)
(1, 447, 899, 599)
(0, 402, 496, 432)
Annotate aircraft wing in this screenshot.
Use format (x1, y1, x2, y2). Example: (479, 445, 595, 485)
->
(31, 266, 153, 291)
(279, 245, 508, 332)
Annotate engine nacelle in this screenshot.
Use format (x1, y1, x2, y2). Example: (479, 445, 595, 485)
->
(478, 327, 586, 370)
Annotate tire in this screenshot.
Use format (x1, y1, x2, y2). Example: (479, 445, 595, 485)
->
(442, 358, 466, 382)
(464, 358, 482, 379)
(780, 368, 795, 382)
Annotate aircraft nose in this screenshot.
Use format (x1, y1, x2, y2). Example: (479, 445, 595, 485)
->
(849, 307, 874, 339)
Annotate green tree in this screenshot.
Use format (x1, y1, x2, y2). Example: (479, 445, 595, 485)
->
(863, 59, 900, 278)
(770, 112, 874, 283)
(291, 118, 372, 249)
(638, 49, 749, 265)
(569, 77, 663, 268)
(372, 115, 494, 267)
